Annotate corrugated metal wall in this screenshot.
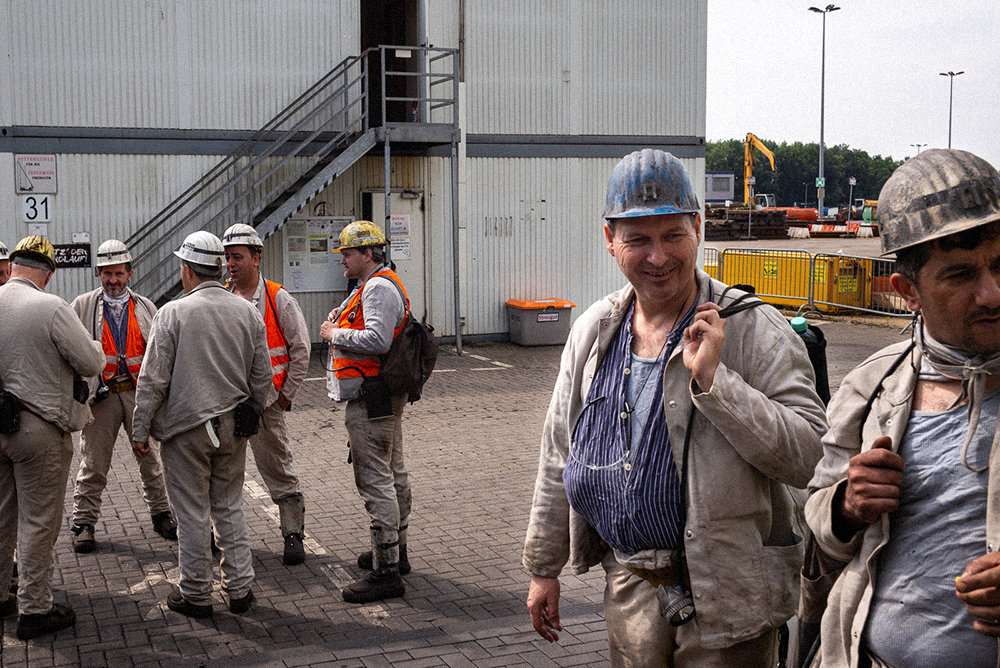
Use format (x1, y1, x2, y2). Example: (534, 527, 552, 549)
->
(0, 0, 359, 128)
(0, 153, 220, 301)
(464, 156, 704, 336)
(464, 0, 707, 136)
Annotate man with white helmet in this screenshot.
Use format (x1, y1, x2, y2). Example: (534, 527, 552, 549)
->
(68, 239, 176, 553)
(523, 149, 827, 665)
(807, 149, 1000, 667)
(0, 241, 10, 285)
(320, 220, 413, 604)
(222, 223, 310, 565)
(132, 230, 271, 618)
(0, 236, 104, 639)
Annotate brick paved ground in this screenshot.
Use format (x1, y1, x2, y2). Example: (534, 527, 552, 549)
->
(0, 318, 905, 667)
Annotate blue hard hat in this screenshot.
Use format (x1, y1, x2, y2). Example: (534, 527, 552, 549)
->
(603, 149, 700, 219)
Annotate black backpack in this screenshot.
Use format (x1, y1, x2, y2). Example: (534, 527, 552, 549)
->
(375, 275, 439, 402)
(380, 310, 438, 402)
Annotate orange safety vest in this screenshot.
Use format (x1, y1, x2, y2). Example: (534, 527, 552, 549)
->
(333, 269, 408, 380)
(263, 279, 291, 392)
(101, 299, 146, 383)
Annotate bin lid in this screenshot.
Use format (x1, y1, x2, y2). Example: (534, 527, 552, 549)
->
(505, 298, 576, 310)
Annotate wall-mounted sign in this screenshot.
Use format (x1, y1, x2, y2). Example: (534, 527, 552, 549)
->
(21, 194, 53, 222)
(53, 243, 91, 268)
(283, 217, 352, 292)
(14, 154, 58, 194)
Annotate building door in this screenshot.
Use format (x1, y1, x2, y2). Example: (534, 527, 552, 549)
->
(368, 191, 426, 321)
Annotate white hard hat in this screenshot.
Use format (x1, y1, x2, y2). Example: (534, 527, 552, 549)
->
(95, 239, 133, 267)
(222, 223, 263, 249)
(174, 231, 225, 268)
(0, 241, 8, 261)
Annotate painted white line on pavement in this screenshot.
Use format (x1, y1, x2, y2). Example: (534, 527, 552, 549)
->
(468, 354, 491, 361)
(432, 368, 456, 373)
(470, 367, 504, 371)
(491, 360, 513, 368)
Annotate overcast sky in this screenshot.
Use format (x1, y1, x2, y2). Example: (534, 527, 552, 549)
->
(706, 0, 1000, 179)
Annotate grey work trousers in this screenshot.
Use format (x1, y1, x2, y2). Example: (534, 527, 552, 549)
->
(73, 388, 171, 526)
(345, 393, 411, 534)
(601, 552, 779, 668)
(159, 412, 253, 605)
(0, 412, 74, 615)
(248, 401, 303, 535)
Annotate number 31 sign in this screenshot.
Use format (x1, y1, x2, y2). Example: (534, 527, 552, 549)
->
(21, 195, 52, 222)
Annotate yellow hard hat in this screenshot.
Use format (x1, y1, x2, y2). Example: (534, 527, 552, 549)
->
(10, 235, 56, 272)
(332, 220, 386, 253)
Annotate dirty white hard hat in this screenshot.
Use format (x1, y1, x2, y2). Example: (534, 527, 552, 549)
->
(95, 239, 133, 267)
(174, 230, 225, 268)
(222, 223, 264, 249)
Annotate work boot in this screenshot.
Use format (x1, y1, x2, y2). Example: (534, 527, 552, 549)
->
(71, 524, 96, 554)
(166, 587, 213, 619)
(151, 511, 178, 540)
(342, 569, 405, 603)
(228, 589, 255, 614)
(283, 533, 305, 566)
(358, 544, 410, 575)
(16, 603, 75, 640)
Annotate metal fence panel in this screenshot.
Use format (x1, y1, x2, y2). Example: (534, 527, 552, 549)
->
(810, 253, 908, 317)
(718, 249, 814, 309)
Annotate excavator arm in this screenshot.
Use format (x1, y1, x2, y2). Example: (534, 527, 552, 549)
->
(744, 133, 776, 205)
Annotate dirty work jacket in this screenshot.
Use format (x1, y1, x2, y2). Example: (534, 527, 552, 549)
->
(523, 268, 828, 650)
(132, 281, 272, 444)
(71, 287, 156, 398)
(229, 274, 311, 409)
(0, 277, 105, 432)
(803, 341, 1000, 667)
(326, 265, 405, 402)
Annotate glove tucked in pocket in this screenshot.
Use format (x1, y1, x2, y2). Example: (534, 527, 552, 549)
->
(233, 398, 263, 437)
(0, 391, 21, 435)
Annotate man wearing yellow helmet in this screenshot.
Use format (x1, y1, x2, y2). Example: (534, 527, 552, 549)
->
(0, 236, 105, 639)
(320, 220, 413, 603)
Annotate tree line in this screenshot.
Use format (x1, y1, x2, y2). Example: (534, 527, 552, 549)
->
(706, 137, 904, 210)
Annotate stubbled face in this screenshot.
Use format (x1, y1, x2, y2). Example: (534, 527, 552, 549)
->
(225, 246, 260, 287)
(0, 260, 9, 285)
(604, 213, 701, 311)
(99, 263, 133, 298)
(893, 234, 1000, 355)
(340, 247, 372, 281)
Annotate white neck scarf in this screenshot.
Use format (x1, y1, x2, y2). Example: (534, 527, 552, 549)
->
(918, 318, 1000, 472)
(102, 291, 130, 328)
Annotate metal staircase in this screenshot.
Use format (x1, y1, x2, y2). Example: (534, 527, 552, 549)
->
(128, 45, 458, 305)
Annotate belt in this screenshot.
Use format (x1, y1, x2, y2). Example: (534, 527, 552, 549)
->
(107, 379, 134, 393)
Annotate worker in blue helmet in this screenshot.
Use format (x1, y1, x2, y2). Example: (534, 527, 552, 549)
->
(523, 149, 827, 666)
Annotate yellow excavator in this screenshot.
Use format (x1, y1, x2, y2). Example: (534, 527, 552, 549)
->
(744, 132, 775, 206)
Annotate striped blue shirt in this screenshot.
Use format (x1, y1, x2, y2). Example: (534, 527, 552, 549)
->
(563, 302, 692, 552)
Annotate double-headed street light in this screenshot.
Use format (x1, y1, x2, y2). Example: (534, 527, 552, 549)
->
(809, 4, 840, 219)
(940, 70, 964, 149)
(910, 143, 927, 155)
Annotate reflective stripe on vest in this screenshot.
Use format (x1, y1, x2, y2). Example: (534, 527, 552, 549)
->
(101, 299, 145, 383)
(332, 269, 409, 380)
(263, 279, 290, 392)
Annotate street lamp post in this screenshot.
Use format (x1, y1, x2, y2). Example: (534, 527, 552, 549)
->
(910, 143, 927, 155)
(940, 71, 964, 149)
(809, 4, 839, 220)
(802, 182, 810, 207)
(847, 176, 856, 221)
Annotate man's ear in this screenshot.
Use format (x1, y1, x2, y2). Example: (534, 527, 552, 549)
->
(604, 223, 615, 257)
(890, 272, 922, 313)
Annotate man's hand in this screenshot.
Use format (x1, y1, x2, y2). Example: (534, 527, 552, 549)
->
(319, 320, 337, 342)
(527, 575, 562, 642)
(327, 307, 341, 322)
(682, 303, 726, 392)
(835, 436, 903, 538)
(956, 552, 1000, 636)
(275, 391, 292, 411)
(132, 440, 150, 459)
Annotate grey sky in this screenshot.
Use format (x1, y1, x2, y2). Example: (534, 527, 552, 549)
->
(707, 1, 1000, 176)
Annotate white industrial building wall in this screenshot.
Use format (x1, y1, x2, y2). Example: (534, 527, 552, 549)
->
(464, 155, 705, 336)
(0, 0, 359, 129)
(464, 0, 707, 136)
(0, 152, 220, 302)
